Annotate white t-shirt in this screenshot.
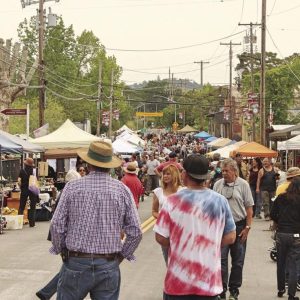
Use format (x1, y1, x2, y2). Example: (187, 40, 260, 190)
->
(153, 186, 185, 210)
(146, 159, 159, 175)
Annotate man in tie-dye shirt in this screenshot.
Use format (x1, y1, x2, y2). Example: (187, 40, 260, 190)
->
(154, 155, 236, 300)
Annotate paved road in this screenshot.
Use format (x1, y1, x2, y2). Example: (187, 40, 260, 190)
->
(0, 195, 292, 300)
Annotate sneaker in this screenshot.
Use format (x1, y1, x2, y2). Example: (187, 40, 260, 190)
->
(36, 291, 48, 300)
(228, 291, 238, 300)
(218, 291, 226, 299)
(288, 296, 299, 300)
(277, 289, 286, 297)
(255, 214, 262, 219)
(297, 282, 300, 291)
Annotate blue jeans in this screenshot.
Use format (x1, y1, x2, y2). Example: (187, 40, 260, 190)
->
(38, 272, 59, 298)
(221, 223, 247, 295)
(276, 232, 300, 297)
(57, 257, 120, 300)
(250, 186, 261, 216)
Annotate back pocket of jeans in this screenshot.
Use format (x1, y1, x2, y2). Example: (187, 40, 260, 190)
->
(104, 267, 120, 291)
(58, 265, 84, 296)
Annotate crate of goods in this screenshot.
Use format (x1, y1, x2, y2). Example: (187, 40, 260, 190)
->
(11, 191, 20, 199)
(5, 215, 24, 230)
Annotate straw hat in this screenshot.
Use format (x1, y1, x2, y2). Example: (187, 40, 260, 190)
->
(24, 157, 34, 167)
(124, 162, 137, 174)
(77, 141, 122, 169)
(286, 167, 300, 179)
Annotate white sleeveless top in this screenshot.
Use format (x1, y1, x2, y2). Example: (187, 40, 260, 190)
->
(153, 186, 185, 211)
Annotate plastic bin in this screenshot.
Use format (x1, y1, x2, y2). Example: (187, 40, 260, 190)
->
(5, 215, 23, 230)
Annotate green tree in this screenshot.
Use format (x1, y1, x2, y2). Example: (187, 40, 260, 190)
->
(17, 17, 124, 134)
(9, 97, 67, 134)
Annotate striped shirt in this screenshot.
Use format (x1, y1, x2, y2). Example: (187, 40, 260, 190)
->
(50, 171, 142, 261)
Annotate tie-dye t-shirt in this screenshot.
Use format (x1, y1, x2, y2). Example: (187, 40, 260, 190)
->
(154, 188, 235, 296)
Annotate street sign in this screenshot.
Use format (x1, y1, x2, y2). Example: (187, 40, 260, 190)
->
(136, 112, 163, 117)
(1, 108, 27, 116)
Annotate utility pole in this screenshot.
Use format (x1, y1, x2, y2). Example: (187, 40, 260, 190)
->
(239, 22, 260, 141)
(172, 73, 176, 123)
(96, 61, 102, 136)
(221, 41, 241, 139)
(109, 69, 114, 139)
(194, 61, 209, 88)
(260, 0, 267, 146)
(21, 0, 60, 127)
(38, 0, 45, 127)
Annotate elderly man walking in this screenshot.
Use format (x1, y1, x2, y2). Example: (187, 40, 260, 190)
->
(154, 154, 236, 300)
(50, 141, 142, 300)
(213, 158, 254, 300)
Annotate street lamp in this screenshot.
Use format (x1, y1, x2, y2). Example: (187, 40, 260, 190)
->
(134, 103, 146, 130)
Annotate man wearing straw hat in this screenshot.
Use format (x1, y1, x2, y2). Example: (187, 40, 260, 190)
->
(50, 141, 142, 300)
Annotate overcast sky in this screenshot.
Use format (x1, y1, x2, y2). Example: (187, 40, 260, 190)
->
(1, 0, 300, 85)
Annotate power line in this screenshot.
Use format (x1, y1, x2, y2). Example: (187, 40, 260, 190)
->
(267, 28, 300, 83)
(46, 29, 246, 52)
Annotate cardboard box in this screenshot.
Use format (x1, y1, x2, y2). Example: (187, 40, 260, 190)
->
(5, 215, 24, 230)
(11, 191, 20, 199)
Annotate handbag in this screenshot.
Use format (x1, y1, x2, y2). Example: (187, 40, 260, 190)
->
(28, 175, 40, 195)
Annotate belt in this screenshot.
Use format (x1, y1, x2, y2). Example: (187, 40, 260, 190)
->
(235, 219, 246, 226)
(69, 251, 118, 260)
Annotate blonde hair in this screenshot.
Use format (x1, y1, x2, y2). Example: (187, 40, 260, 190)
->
(162, 164, 181, 190)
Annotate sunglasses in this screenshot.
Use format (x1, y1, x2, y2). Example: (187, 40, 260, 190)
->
(79, 169, 85, 172)
(221, 184, 235, 200)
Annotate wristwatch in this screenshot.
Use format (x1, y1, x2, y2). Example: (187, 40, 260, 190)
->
(245, 225, 251, 230)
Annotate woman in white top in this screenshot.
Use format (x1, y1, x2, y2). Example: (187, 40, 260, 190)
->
(152, 164, 183, 264)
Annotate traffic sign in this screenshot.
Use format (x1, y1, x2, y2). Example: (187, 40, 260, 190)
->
(1, 108, 27, 116)
(136, 112, 163, 117)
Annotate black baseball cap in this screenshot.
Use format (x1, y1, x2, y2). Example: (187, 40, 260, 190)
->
(169, 152, 177, 158)
(183, 154, 209, 180)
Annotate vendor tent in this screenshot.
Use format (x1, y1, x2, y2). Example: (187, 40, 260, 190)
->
(282, 135, 300, 150)
(0, 130, 44, 153)
(177, 125, 198, 133)
(112, 139, 142, 154)
(207, 138, 232, 148)
(233, 142, 278, 158)
(207, 141, 248, 158)
(116, 124, 134, 134)
(0, 134, 23, 154)
(31, 119, 101, 149)
(194, 131, 211, 139)
(205, 136, 217, 143)
(116, 131, 145, 147)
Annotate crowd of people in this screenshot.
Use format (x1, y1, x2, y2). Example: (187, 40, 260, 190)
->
(32, 132, 300, 300)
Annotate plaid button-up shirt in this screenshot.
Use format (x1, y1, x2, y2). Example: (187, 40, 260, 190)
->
(50, 171, 142, 261)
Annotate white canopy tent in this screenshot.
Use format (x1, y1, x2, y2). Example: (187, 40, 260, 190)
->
(112, 138, 141, 154)
(277, 135, 300, 151)
(207, 141, 248, 158)
(116, 131, 145, 147)
(31, 119, 101, 149)
(116, 125, 134, 134)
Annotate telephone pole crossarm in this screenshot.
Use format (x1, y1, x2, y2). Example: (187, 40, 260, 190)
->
(194, 61, 209, 88)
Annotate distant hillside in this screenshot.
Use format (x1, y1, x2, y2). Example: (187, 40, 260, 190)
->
(128, 78, 201, 90)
